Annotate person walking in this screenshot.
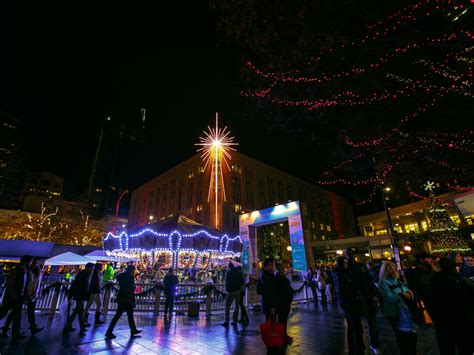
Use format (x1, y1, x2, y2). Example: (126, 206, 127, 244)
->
(324, 267, 335, 303)
(275, 264, 294, 345)
(237, 266, 249, 324)
(105, 265, 142, 339)
(317, 266, 327, 304)
(378, 261, 417, 355)
(64, 262, 94, 334)
(0, 255, 33, 343)
(103, 262, 115, 283)
(429, 257, 474, 355)
(334, 252, 380, 355)
(257, 258, 277, 322)
(1, 257, 44, 337)
(163, 268, 179, 317)
(306, 267, 318, 303)
(85, 263, 104, 325)
(221, 261, 243, 327)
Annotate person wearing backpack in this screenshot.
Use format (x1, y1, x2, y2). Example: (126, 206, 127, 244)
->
(378, 261, 417, 355)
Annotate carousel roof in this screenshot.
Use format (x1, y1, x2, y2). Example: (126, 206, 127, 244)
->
(103, 214, 243, 255)
(133, 214, 220, 236)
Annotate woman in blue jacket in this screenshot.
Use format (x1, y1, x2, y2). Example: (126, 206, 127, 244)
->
(378, 261, 417, 355)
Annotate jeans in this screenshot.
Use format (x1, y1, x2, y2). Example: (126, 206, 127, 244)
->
(164, 294, 175, 315)
(85, 293, 102, 314)
(3, 300, 37, 332)
(224, 290, 240, 323)
(387, 316, 417, 355)
(239, 290, 248, 321)
(366, 301, 380, 348)
(107, 302, 137, 333)
(68, 300, 86, 330)
(345, 312, 365, 355)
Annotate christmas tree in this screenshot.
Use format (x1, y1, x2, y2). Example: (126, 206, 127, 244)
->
(425, 181, 470, 254)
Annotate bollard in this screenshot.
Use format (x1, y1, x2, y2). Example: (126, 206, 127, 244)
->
(153, 288, 161, 315)
(102, 282, 112, 315)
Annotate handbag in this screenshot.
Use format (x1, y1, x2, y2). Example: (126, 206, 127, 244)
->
(260, 313, 285, 348)
(398, 298, 418, 333)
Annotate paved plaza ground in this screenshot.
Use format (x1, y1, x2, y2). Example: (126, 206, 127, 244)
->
(0, 302, 439, 355)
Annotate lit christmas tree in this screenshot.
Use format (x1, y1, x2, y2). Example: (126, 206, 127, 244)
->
(425, 181, 470, 254)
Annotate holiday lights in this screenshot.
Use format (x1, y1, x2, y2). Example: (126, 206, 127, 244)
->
(195, 113, 238, 230)
(103, 228, 243, 260)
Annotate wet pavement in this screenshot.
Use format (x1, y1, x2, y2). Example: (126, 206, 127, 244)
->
(0, 302, 438, 355)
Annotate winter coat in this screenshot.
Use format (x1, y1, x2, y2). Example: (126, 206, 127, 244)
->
(26, 269, 42, 302)
(259, 269, 278, 315)
(378, 276, 410, 317)
(89, 270, 102, 294)
(225, 267, 244, 293)
(116, 272, 135, 305)
(4, 265, 27, 305)
(163, 273, 179, 297)
(275, 273, 293, 313)
(69, 270, 91, 301)
(429, 270, 474, 326)
(103, 265, 115, 282)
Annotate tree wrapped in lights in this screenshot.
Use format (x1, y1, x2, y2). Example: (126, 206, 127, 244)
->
(22, 203, 62, 242)
(68, 210, 102, 246)
(424, 181, 470, 254)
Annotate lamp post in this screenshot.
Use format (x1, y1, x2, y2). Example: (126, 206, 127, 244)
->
(382, 186, 401, 270)
(404, 245, 412, 267)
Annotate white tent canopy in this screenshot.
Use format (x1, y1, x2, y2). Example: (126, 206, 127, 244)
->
(44, 252, 95, 266)
(84, 250, 127, 262)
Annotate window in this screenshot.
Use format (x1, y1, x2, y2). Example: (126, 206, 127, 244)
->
(364, 225, 374, 237)
(320, 223, 324, 231)
(188, 170, 194, 179)
(196, 204, 203, 212)
(232, 164, 241, 174)
(232, 176, 241, 203)
(375, 229, 388, 235)
(326, 225, 331, 232)
(95, 187, 103, 193)
(198, 166, 205, 173)
(421, 220, 428, 231)
(234, 204, 242, 213)
(277, 181, 284, 201)
(450, 215, 461, 226)
(404, 223, 420, 234)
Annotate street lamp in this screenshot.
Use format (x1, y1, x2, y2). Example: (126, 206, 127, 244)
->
(148, 215, 154, 224)
(403, 245, 412, 252)
(382, 186, 401, 270)
(286, 246, 292, 252)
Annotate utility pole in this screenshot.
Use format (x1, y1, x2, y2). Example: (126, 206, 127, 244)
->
(382, 186, 401, 270)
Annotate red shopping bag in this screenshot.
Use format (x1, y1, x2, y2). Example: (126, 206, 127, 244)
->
(260, 314, 285, 348)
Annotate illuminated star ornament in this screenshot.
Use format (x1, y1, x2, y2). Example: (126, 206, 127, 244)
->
(424, 180, 435, 192)
(195, 113, 238, 229)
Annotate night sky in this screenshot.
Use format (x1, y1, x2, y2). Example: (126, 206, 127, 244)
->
(3, 2, 473, 211)
(4, 3, 309, 195)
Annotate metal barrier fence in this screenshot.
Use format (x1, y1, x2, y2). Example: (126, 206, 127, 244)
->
(18, 280, 318, 315)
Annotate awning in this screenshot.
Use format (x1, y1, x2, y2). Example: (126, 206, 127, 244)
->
(44, 252, 95, 266)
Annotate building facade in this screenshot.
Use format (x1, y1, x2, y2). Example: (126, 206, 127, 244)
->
(128, 152, 356, 243)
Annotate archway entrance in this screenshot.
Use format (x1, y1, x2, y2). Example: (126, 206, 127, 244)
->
(239, 201, 308, 272)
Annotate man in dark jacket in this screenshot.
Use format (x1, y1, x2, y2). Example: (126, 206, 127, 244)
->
(258, 258, 277, 322)
(429, 257, 474, 355)
(334, 252, 380, 355)
(410, 252, 436, 316)
(0, 255, 33, 343)
(222, 261, 244, 327)
(275, 264, 294, 344)
(105, 265, 142, 339)
(64, 262, 94, 334)
(84, 262, 104, 325)
(163, 268, 179, 317)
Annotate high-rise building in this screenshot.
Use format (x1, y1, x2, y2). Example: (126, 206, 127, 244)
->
(0, 111, 22, 208)
(128, 152, 356, 243)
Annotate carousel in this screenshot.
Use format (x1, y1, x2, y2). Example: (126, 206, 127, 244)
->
(103, 215, 243, 270)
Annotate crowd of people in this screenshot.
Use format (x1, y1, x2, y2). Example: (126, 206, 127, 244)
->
(1, 251, 473, 354)
(333, 251, 474, 355)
